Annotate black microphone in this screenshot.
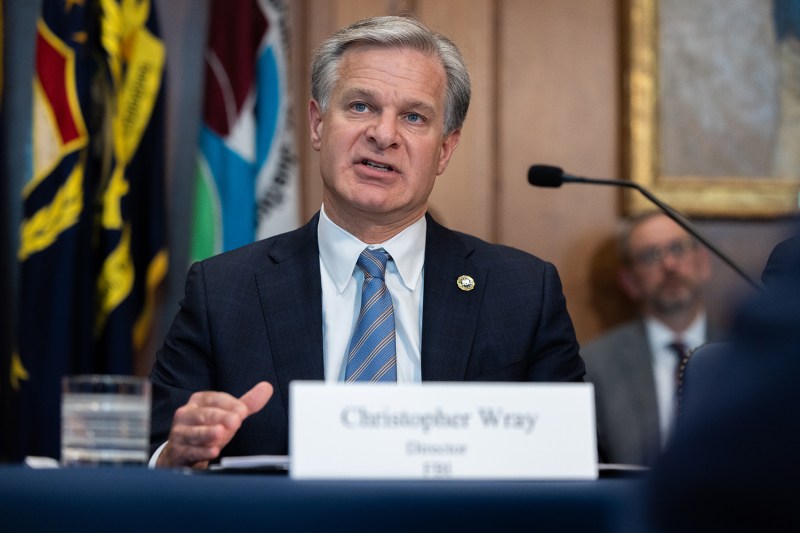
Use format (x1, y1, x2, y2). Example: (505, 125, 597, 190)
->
(528, 165, 567, 187)
(527, 164, 763, 291)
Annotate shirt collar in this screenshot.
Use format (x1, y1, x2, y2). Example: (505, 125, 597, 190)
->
(645, 311, 708, 354)
(318, 205, 427, 293)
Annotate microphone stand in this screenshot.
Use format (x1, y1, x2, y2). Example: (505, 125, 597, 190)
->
(562, 174, 763, 291)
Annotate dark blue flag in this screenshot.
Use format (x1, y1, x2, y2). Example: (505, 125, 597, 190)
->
(2, 0, 167, 461)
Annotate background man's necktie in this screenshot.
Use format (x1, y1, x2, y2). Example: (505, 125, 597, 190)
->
(669, 341, 690, 383)
(669, 341, 691, 414)
(345, 248, 397, 382)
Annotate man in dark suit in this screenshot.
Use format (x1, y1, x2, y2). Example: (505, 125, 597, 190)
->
(581, 212, 715, 466)
(150, 15, 584, 469)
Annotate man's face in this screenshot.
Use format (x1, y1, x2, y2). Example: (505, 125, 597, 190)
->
(308, 44, 461, 232)
(620, 215, 711, 317)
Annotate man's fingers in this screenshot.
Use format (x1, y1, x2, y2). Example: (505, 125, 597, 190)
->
(174, 404, 243, 431)
(176, 423, 229, 448)
(160, 439, 219, 468)
(240, 381, 273, 416)
(186, 391, 249, 418)
(161, 423, 229, 468)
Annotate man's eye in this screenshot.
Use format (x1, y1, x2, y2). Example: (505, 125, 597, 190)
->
(352, 103, 368, 112)
(407, 113, 423, 123)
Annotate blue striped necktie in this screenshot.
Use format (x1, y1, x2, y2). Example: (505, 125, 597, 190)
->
(345, 248, 397, 382)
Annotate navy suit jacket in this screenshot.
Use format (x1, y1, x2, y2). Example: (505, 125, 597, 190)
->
(646, 232, 800, 531)
(150, 213, 584, 456)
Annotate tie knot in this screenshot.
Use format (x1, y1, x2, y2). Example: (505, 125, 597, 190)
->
(358, 248, 388, 280)
(668, 341, 689, 361)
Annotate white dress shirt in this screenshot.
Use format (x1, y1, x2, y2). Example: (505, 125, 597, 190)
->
(318, 205, 425, 384)
(645, 313, 706, 444)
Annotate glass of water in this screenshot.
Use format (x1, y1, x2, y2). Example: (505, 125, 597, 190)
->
(61, 375, 151, 467)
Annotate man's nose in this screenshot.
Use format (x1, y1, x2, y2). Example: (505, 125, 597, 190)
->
(659, 250, 681, 270)
(367, 114, 399, 150)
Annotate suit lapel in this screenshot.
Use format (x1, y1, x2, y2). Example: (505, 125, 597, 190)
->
(255, 215, 324, 410)
(421, 216, 486, 381)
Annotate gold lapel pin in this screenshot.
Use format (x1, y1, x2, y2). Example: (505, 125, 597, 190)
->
(456, 275, 475, 292)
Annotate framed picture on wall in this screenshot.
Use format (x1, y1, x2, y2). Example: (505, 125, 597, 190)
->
(623, 0, 800, 218)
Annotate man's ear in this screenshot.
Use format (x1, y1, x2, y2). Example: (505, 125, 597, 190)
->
(308, 99, 323, 152)
(436, 128, 461, 176)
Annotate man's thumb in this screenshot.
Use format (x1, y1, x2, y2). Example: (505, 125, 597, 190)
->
(240, 381, 273, 416)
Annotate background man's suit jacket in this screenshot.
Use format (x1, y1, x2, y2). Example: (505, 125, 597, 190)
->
(581, 319, 719, 466)
(150, 213, 585, 456)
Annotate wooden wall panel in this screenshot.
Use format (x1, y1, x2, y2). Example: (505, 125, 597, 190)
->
(497, 0, 621, 340)
(415, 1, 495, 240)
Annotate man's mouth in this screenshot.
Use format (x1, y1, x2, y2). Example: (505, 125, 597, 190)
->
(659, 277, 689, 293)
(362, 159, 394, 172)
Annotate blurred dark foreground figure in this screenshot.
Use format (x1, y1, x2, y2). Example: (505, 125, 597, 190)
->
(646, 233, 800, 532)
(760, 235, 800, 288)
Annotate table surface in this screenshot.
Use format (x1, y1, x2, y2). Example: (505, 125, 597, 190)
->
(0, 465, 647, 532)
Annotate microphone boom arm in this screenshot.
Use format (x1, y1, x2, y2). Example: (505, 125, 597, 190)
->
(563, 175, 763, 291)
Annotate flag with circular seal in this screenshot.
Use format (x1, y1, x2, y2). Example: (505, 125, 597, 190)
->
(191, 0, 299, 263)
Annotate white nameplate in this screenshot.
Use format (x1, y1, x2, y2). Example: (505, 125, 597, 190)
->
(289, 382, 597, 480)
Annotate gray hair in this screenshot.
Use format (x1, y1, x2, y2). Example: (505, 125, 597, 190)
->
(310, 15, 471, 136)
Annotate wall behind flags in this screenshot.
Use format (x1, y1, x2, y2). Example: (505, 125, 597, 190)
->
(1, 0, 796, 382)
